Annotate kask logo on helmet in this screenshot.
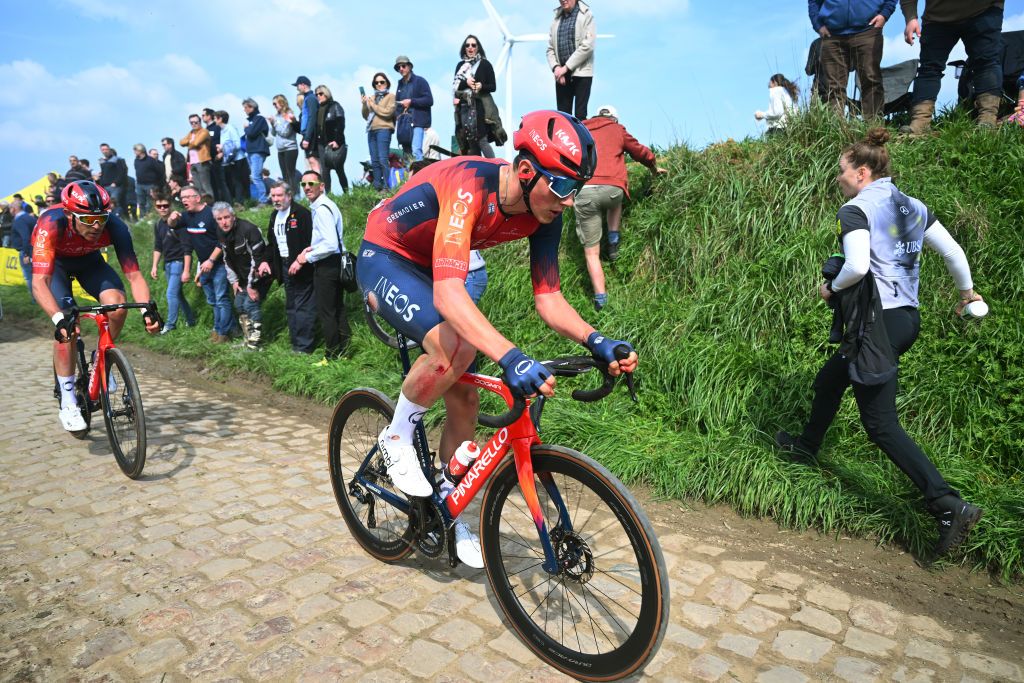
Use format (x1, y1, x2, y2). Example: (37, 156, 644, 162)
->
(554, 128, 579, 158)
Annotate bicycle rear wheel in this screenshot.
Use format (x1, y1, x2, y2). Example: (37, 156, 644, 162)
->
(101, 348, 147, 479)
(328, 388, 415, 562)
(480, 444, 669, 681)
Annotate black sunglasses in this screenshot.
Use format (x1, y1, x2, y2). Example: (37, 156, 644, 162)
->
(154, 203, 171, 209)
(464, 42, 478, 48)
(374, 80, 387, 85)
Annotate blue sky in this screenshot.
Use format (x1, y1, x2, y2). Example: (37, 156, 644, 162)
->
(2, 0, 1022, 195)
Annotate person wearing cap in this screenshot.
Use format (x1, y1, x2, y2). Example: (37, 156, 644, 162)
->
(546, 0, 597, 121)
(576, 105, 666, 311)
(393, 55, 434, 161)
(292, 76, 321, 173)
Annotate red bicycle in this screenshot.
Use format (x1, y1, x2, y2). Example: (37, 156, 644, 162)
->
(53, 302, 154, 479)
(328, 323, 669, 680)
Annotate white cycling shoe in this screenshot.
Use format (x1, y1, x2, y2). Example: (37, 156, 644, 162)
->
(377, 429, 433, 497)
(59, 404, 87, 432)
(454, 519, 484, 568)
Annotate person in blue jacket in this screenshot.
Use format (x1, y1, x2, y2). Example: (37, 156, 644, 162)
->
(9, 199, 37, 301)
(242, 98, 271, 204)
(394, 55, 434, 161)
(808, 0, 896, 121)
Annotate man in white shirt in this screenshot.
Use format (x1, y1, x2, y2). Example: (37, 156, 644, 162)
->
(293, 171, 350, 363)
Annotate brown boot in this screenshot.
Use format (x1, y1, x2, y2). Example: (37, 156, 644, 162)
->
(899, 100, 935, 135)
(975, 93, 1001, 128)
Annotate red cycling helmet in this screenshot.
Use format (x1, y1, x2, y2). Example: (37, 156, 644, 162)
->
(61, 180, 111, 215)
(513, 110, 597, 184)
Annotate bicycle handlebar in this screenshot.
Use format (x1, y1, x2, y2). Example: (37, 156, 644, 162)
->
(477, 345, 637, 428)
(71, 302, 154, 316)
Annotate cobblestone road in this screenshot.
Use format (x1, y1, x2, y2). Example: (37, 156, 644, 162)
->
(1, 324, 1022, 682)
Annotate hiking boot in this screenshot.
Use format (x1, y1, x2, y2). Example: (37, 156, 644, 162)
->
(774, 430, 818, 465)
(606, 236, 620, 262)
(209, 331, 219, 342)
(238, 313, 250, 340)
(246, 321, 262, 350)
(975, 92, 1001, 128)
(899, 100, 935, 135)
(928, 494, 983, 559)
(377, 429, 433, 497)
(211, 334, 229, 344)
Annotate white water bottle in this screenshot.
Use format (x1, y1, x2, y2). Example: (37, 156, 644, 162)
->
(961, 300, 989, 320)
(442, 441, 479, 487)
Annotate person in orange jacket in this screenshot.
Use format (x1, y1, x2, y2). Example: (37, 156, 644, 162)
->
(576, 105, 665, 310)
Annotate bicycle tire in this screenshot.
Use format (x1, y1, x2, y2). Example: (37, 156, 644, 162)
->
(363, 301, 420, 350)
(101, 348, 147, 479)
(328, 388, 415, 562)
(480, 444, 669, 681)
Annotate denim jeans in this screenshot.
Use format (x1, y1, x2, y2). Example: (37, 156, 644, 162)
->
(199, 261, 232, 335)
(411, 126, 425, 161)
(465, 266, 488, 304)
(136, 183, 156, 216)
(367, 129, 392, 190)
(248, 153, 269, 203)
(234, 289, 262, 322)
(914, 5, 1004, 102)
(164, 260, 195, 329)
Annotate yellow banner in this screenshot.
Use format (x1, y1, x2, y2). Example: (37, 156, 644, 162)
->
(2, 174, 59, 215)
(0, 246, 100, 301)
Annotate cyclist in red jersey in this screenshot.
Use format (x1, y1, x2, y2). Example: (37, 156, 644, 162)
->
(31, 180, 160, 432)
(357, 110, 639, 568)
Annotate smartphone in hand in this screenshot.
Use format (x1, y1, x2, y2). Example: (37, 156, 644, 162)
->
(359, 86, 365, 96)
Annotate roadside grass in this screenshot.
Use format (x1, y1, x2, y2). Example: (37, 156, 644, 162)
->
(4, 108, 1022, 580)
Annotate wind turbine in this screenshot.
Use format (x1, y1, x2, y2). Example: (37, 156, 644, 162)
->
(483, 0, 547, 149)
(482, 0, 615, 157)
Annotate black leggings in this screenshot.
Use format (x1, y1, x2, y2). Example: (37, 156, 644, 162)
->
(799, 306, 954, 502)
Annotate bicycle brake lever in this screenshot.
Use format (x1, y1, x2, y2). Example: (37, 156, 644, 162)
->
(624, 372, 638, 403)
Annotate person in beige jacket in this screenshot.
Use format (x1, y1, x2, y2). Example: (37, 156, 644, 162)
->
(361, 72, 397, 191)
(546, 0, 596, 120)
(180, 114, 213, 199)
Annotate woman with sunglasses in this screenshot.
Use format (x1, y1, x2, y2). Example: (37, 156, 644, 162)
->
(313, 85, 349, 195)
(361, 73, 396, 191)
(452, 34, 498, 157)
(354, 110, 637, 568)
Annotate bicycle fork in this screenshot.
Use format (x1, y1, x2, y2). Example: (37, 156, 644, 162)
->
(512, 439, 572, 575)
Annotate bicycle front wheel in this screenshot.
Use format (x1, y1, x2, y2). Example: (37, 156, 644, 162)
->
(101, 348, 147, 479)
(480, 444, 669, 681)
(328, 388, 415, 562)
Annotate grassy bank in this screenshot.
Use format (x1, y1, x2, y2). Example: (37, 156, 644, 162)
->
(4, 108, 1022, 580)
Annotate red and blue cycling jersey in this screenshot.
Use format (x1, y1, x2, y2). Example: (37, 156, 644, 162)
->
(31, 207, 140, 276)
(363, 157, 562, 294)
